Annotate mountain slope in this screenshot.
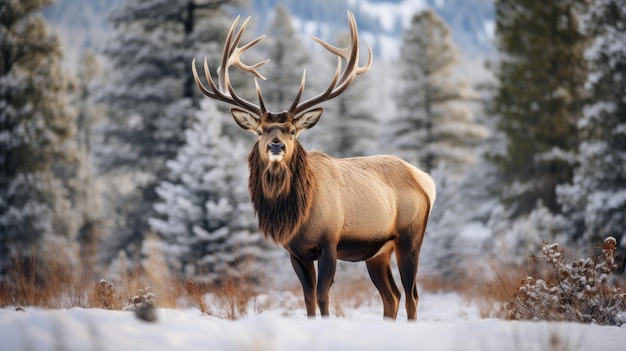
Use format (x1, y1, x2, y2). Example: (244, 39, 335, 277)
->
(44, 0, 494, 69)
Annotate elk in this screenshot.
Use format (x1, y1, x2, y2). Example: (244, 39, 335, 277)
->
(191, 12, 436, 320)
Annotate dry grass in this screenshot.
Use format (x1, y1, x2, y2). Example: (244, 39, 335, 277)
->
(3, 233, 624, 327)
(464, 259, 529, 318)
(331, 275, 379, 310)
(89, 279, 121, 310)
(183, 276, 283, 320)
(140, 234, 180, 308)
(215, 279, 259, 319)
(184, 279, 210, 314)
(416, 257, 528, 319)
(0, 235, 181, 311)
(1, 242, 91, 308)
(0, 236, 268, 321)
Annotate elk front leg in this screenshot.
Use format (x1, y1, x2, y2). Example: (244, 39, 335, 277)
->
(316, 245, 337, 317)
(290, 255, 317, 317)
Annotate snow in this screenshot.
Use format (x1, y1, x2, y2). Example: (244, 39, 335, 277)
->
(2, 292, 625, 351)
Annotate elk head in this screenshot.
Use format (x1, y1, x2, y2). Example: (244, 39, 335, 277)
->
(191, 12, 372, 169)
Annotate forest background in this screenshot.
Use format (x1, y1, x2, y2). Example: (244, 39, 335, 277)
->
(1, 0, 624, 304)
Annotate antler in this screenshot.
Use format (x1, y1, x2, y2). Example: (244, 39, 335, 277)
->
(191, 16, 269, 116)
(288, 11, 373, 117)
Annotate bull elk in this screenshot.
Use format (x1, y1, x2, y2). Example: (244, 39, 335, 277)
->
(191, 12, 436, 320)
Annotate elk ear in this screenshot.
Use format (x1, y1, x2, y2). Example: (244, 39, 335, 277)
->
(231, 108, 259, 132)
(294, 108, 323, 131)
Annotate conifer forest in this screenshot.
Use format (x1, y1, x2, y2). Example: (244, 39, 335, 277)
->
(1, 0, 625, 325)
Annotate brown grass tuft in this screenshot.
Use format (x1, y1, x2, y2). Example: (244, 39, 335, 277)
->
(0, 241, 88, 308)
(216, 278, 259, 320)
(89, 279, 121, 310)
(184, 279, 210, 314)
(468, 261, 528, 318)
(140, 234, 180, 308)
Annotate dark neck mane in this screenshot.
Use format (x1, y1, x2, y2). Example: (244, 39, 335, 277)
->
(248, 141, 316, 244)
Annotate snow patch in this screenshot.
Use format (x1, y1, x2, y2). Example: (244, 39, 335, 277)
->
(2, 294, 626, 351)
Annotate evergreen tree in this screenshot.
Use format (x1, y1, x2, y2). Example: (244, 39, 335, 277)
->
(389, 9, 487, 174)
(313, 32, 378, 158)
(388, 10, 487, 280)
(260, 5, 308, 112)
(149, 100, 268, 282)
(557, 0, 626, 247)
(70, 51, 107, 270)
(421, 82, 502, 279)
(98, 0, 245, 257)
(0, 0, 80, 276)
(491, 0, 588, 216)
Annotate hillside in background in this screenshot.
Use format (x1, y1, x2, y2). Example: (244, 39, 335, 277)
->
(44, 0, 494, 68)
(252, 0, 494, 59)
(43, 0, 121, 67)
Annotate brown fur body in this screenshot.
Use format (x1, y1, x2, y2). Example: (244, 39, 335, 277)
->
(248, 138, 436, 320)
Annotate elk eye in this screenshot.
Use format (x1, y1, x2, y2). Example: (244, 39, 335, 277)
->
(256, 130, 262, 136)
(289, 129, 296, 136)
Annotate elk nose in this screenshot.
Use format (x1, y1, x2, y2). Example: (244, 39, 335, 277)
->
(268, 142, 284, 154)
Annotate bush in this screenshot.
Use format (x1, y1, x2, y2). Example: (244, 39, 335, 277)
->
(507, 237, 626, 325)
(89, 279, 121, 310)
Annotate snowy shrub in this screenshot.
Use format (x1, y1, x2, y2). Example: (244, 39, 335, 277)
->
(124, 285, 158, 322)
(125, 285, 156, 310)
(507, 237, 626, 325)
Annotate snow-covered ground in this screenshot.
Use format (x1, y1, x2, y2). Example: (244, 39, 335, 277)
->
(2, 292, 625, 351)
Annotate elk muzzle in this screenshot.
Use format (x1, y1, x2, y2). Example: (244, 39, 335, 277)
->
(268, 141, 285, 162)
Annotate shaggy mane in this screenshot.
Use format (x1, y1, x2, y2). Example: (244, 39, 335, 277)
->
(247, 141, 316, 244)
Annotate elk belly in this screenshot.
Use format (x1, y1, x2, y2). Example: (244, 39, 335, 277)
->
(337, 237, 394, 262)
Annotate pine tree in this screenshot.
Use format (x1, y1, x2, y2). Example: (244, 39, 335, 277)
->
(0, 0, 80, 276)
(98, 0, 245, 257)
(491, 0, 588, 216)
(387, 10, 487, 280)
(69, 51, 107, 271)
(313, 32, 378, 158)
(259, 5, 309, 112)
(149, 100, 268, 282)
(557, 0, 626, 247)
(389, 9, 487, 174)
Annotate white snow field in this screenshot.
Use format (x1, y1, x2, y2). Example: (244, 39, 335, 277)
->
(1, 292, 625, 351)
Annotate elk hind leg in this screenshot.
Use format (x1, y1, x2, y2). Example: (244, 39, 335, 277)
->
(396, 234, 423, 320)
(365, 247, 400, 319)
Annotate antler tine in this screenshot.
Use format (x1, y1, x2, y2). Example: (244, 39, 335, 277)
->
(193, 16, 269, 117)
(288, 70, 307, 113)
(227, 16, 246, 57)
(191, 58, 212, 96)
(255, 78, 267, 114)
(358, 44, 374, 75)
(218, 15, 242, 91)
(290, 11, 373, 116)
(289, 56, 343, 113)
(310, 11, 358, 84)
(191, 58, 229, 104)
(222, 17, 269, 82)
